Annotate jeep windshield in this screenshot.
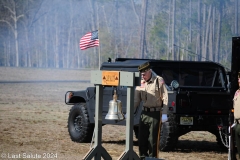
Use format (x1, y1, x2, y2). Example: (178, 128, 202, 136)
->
(160, 68, 221, 87)
(149, 61, 228, 91)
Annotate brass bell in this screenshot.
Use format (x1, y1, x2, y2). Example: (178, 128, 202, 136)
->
(105, 89, 125, 120)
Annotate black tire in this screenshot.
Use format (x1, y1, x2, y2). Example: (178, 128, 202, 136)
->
(159, 114, 179, 151)
(68, 103, 94, 143)
(212, 130, 228, 150)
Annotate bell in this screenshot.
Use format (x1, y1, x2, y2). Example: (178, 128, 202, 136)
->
(105, 89, 125, 120)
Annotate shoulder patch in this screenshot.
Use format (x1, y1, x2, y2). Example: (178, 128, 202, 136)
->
(157, 76, 164, 84)
(234, 90, 240, 98)
(159, 78, 164, 84)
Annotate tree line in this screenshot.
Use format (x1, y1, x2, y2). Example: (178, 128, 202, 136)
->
(0, 0, 239, 69)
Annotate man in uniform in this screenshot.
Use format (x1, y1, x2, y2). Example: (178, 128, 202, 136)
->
(233, 71, 240, 159)
(134, 62, 168, 159)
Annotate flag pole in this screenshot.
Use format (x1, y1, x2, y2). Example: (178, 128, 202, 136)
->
(98, 30, 100, 70)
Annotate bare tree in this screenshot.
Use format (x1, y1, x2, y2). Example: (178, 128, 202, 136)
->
(196, 0, 202, 61)
(172, 0, 176, 60)
(235, 0, 238, 35)
(209, 8, 213, 61)
(201, 3, 206, 61)
(189, 0, 192, 43)
(66, 0, 73, 68)
(88, 0, 98, 67)
(114, 0, 119, 59)
(203, 4, 212, 61)
(215, 4, 223, 63)
(131, 0, 141, 25)
(167, 0, 171, 60)
(0, 0, 24, 67)
(140, 0, 148, 58)
(44, 14, 47, 68)
(0, 0, 237, 69)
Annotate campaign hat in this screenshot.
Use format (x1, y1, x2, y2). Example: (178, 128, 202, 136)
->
(138, 62, 151, 72)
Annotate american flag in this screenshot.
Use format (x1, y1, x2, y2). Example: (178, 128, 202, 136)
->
(79, 30, 99, 50)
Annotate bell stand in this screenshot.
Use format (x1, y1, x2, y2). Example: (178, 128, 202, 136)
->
(82, 70, 140, 160)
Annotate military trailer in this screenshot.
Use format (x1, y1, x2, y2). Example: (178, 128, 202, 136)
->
(65, 58, 232, 151)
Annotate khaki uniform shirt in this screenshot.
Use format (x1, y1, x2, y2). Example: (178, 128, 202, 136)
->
(134, 71, 168, 109)
(233, 89, 240, 121)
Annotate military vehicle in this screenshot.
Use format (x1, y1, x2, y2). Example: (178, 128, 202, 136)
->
(65, 58, 233, 151)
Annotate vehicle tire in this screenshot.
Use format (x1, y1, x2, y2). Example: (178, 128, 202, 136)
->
(208, 129, 228, 150)
(68, 103, 94, 143)
(159, 114, 178, 151)
(214, 131, 228, 150)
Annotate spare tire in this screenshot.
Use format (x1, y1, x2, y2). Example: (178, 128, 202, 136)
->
(68, 103, 94, 143)
(159, 114, 178, 151)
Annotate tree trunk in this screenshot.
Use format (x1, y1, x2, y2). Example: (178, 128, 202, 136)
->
(172, 0, 176, 60)
(140, 0, 148, 59)
(215, 8, 222, 63)
(7, 32, 11, 66)
(1, 0, 25, 67)
(39, 24, 43, 67)
(27, 35, 31, 67)
(23, 23, 28, 67)
(197, 0, 202, 61)
(54, 10, 59, 68)
(131, 0, 140, 25)
(114, 0, 119, 59)
(96, 2, 100, 68)
(167, 0, 171, 60)
(66, 0, 73, 68)
(44, 14, 47, 68)
(33, 26, 37, 67)
(189, 0, 192, 43)
(13, 2, 19, 67)
(209, 10, 213, 61)
(88, 0, 98, 68)
(55, 29, 59, 68)
(203, 5, 212, 61)
(201, 4, 206, 61)
(3, 41, 6, 66)
(235, 0, 238, 35)
(102, 5, 110, 33)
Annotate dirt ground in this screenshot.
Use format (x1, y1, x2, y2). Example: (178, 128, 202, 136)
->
(0, 67, 230, 160)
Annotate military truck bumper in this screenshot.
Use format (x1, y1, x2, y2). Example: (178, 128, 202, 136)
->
(175, 114, 229, 130)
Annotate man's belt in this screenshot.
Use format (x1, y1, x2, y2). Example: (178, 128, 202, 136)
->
(236, 119, 240, 124)
(143, 107, 161, 112)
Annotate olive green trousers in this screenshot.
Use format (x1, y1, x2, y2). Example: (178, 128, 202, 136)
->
(138, 110, 161, 158)
(235, 124, 240, 158)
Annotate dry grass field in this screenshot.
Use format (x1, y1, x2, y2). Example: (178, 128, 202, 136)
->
(0, 67, 230, 160)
